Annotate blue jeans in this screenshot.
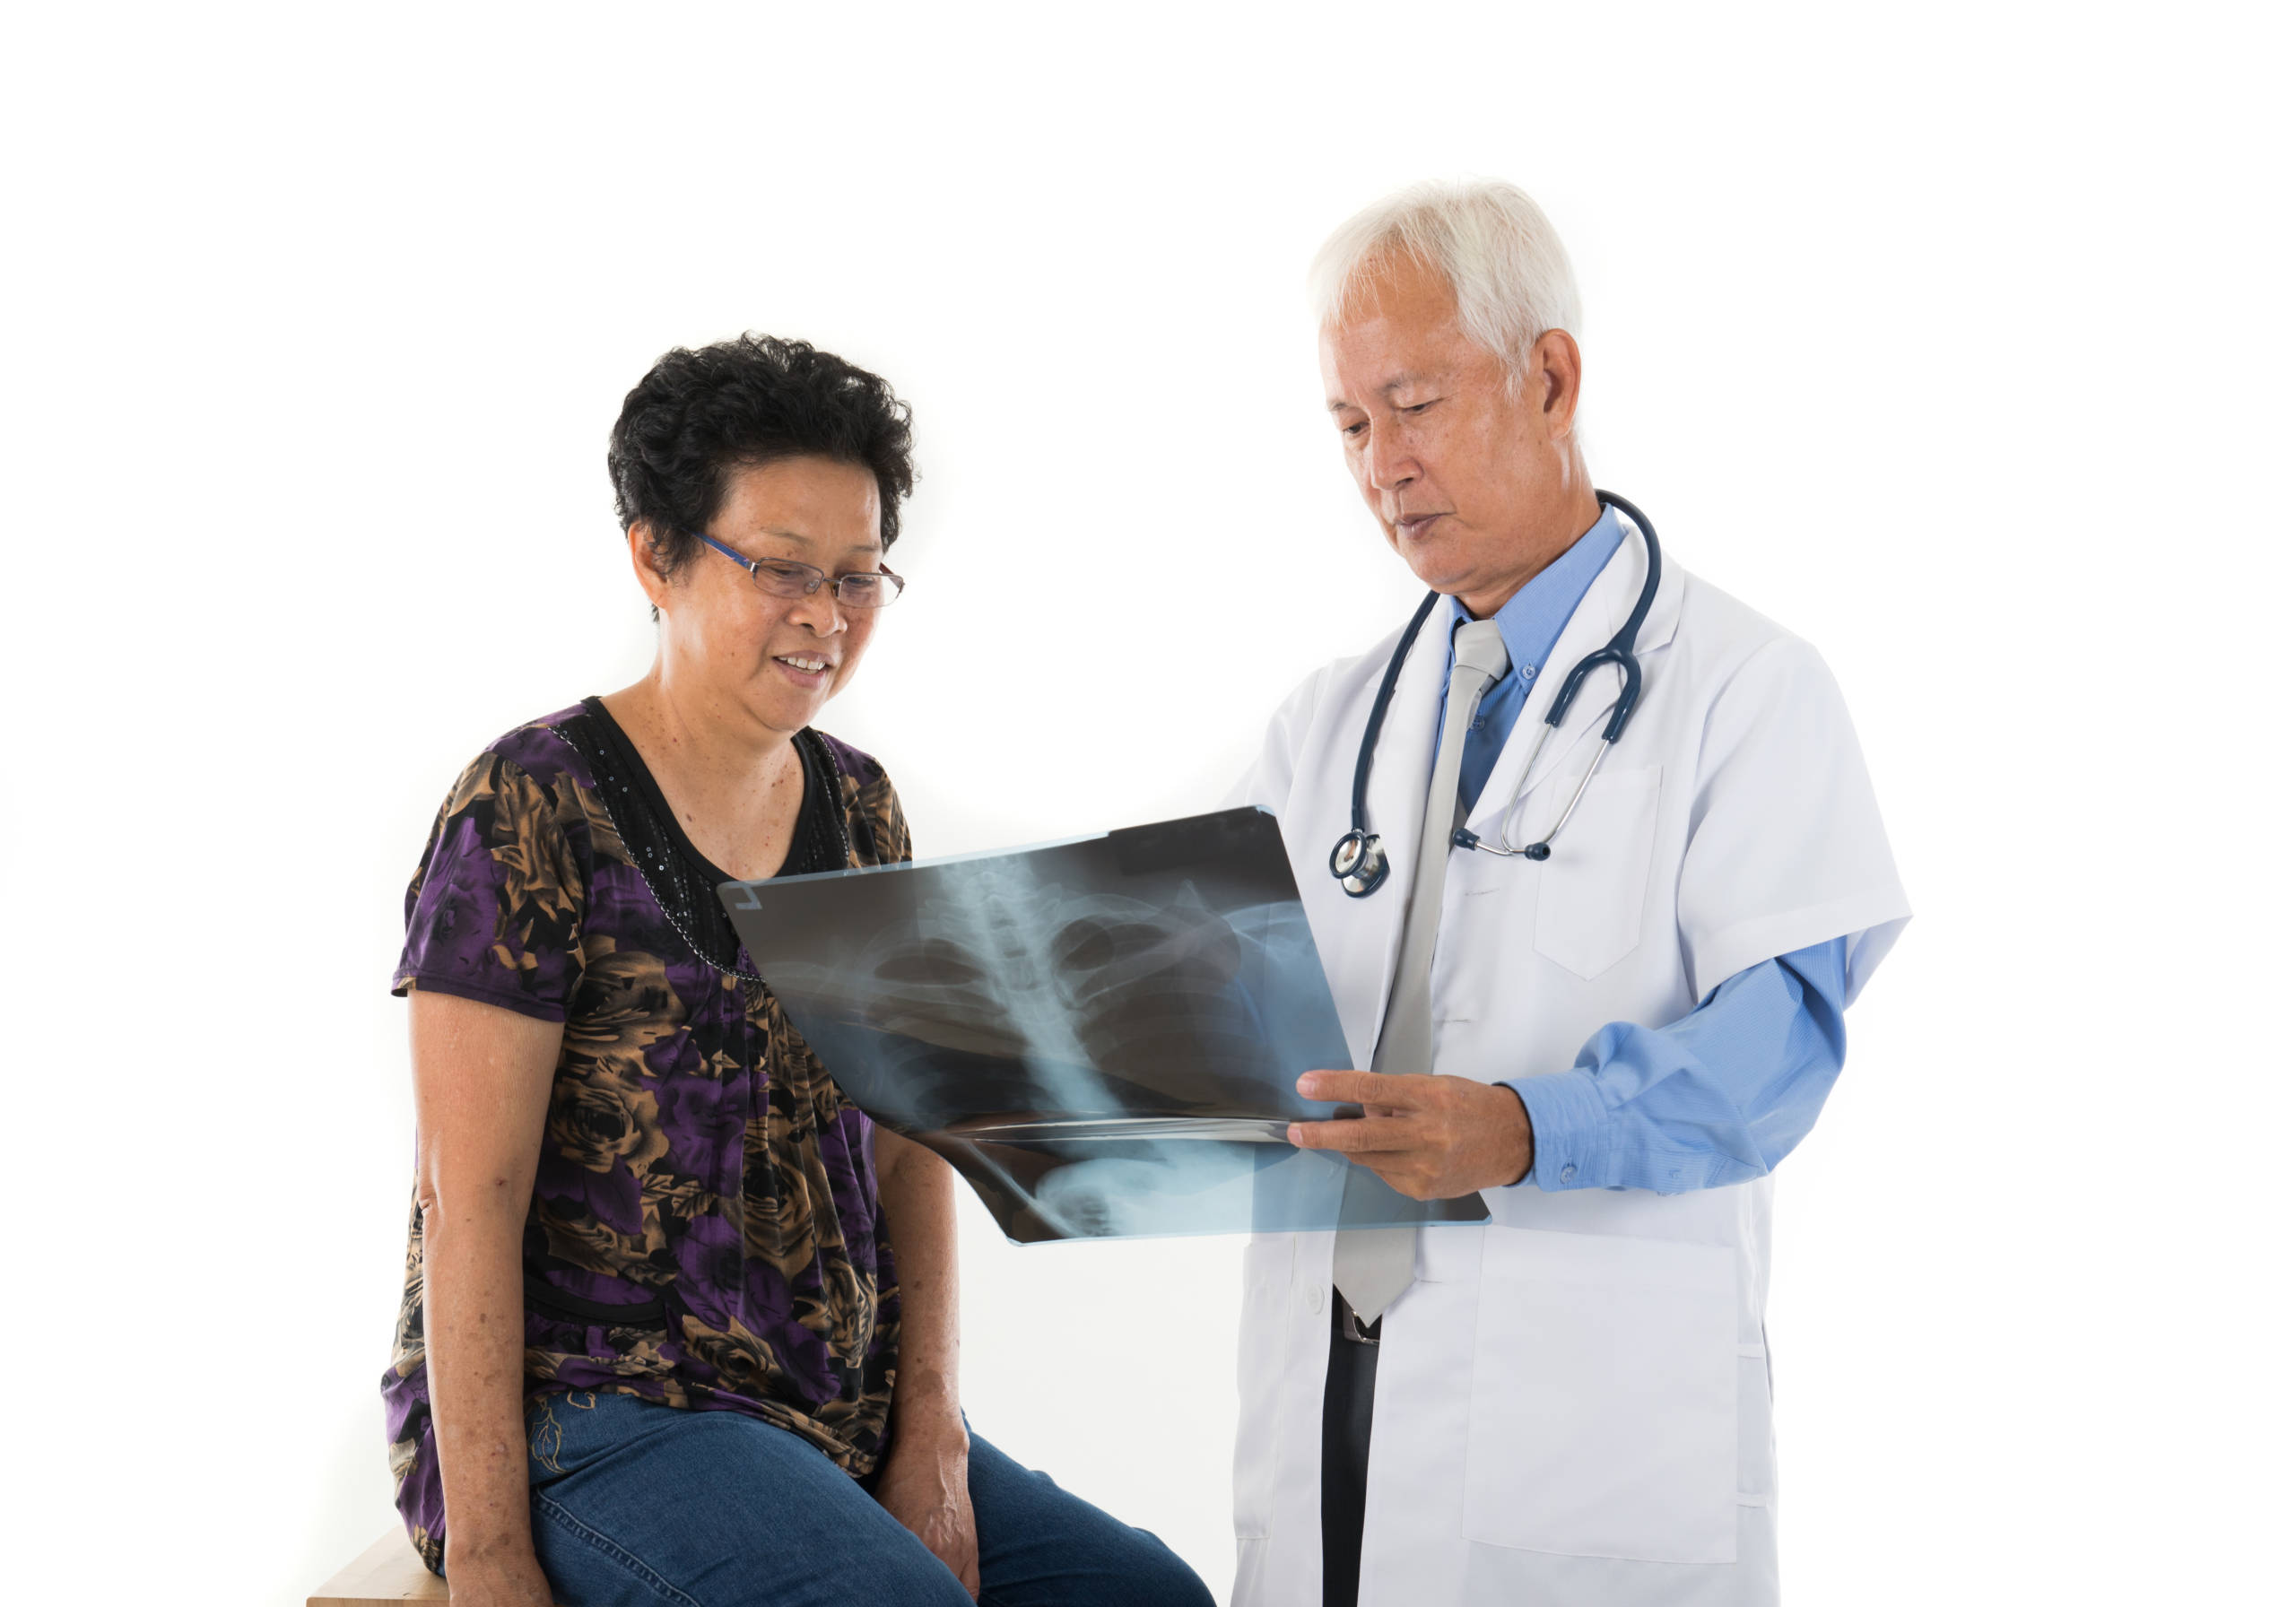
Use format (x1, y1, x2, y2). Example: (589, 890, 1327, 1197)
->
(517, 1391, 1213, 1607)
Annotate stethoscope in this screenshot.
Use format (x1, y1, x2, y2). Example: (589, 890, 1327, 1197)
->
(1328, 489, 1662, 899)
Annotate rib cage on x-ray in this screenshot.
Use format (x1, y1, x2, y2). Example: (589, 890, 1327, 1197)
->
(722, 808, 1490, 1243)
(837, 872, 1291, 1120)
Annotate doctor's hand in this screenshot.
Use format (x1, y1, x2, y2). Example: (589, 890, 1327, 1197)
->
(1287, 1071, 1533, 1198)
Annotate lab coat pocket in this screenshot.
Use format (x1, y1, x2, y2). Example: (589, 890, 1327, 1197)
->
(1532, 765, 1661, 980)
(1463, 1228, 1739, 1564)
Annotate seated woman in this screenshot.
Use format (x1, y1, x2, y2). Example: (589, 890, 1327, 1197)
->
(381, 334, 1213, 1607)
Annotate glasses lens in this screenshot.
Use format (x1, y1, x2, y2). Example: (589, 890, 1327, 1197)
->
(835, 572, 903, 609)
(750, 560, 821, 600)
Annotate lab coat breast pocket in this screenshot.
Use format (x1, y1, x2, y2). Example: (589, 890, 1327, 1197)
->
(1532, 764, 1661, 979)
(1463, 1227, 1739, 1565)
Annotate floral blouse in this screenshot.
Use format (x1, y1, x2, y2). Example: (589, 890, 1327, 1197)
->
(381, 699, 910, 1571)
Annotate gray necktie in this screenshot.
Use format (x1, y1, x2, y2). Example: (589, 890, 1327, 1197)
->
(1331, 618, 1510, 1324)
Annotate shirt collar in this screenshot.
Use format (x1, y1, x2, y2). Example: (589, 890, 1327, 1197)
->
(1448, 503, 1627, 678)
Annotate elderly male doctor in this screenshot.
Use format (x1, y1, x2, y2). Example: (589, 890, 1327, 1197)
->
(1227, 180, 1909, 1607)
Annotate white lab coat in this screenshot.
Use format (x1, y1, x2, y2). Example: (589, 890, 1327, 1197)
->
(1227, 522, 1909, 1607)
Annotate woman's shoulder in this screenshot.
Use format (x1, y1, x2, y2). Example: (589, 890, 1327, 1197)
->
(809, 728, 891, 790)
(809, 728, 909, 864)
(448, 703, 602, 795)
(412, 706, 615, 854)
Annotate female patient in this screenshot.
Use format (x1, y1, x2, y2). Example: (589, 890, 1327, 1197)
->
(381, 334, 1210, 1607)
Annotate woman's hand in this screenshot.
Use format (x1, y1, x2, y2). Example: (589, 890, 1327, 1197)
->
(443, 1548, 558, 1607)
(873, 1415, 978, 1599)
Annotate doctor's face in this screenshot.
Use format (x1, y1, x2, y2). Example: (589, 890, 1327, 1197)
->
(1320, 253, 1589, 619)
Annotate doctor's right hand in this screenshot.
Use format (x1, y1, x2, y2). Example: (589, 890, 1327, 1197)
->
(1287, 1069, 1535, 1197)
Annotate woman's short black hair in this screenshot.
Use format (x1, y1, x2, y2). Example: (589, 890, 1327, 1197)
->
(607, 334, 917, 591)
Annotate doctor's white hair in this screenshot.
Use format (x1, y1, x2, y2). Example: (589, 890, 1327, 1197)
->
(1309, 179, 1582, 389)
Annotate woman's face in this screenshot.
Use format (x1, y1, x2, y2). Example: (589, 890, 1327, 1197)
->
(639, 456, 888, 742)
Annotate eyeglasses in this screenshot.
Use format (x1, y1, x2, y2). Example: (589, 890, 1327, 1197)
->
(688, 530, 908, 610)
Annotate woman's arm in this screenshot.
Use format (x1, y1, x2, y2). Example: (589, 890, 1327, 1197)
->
(411, 987, 563, 1607)
(869, 1126, 978, 1599)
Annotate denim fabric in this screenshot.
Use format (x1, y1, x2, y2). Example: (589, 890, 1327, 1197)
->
(517, 1390, 1213, 1607)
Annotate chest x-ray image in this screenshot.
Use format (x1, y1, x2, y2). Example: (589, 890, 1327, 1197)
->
(722, 807, 1489, 1244)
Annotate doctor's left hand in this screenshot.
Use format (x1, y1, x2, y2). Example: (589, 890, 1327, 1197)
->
(1287, 1071, 1534, 1198)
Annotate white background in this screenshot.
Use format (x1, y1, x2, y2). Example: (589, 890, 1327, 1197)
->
(6, 4, 2291, 1603)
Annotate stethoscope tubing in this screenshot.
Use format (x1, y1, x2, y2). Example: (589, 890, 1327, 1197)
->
(1345, 588, 1444, 847)
(1332, 490, 1662, 895)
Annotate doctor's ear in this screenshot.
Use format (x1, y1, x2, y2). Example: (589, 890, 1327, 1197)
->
(1526, 327, 1585, 439)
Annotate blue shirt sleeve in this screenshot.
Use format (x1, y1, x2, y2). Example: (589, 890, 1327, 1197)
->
(1500, 937, 1850, 1194)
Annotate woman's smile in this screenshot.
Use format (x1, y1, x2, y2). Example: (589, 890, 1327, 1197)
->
(771, 649, 836, 690)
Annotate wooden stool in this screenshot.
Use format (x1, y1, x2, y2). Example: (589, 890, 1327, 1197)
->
(307, 1531, 445, 1605)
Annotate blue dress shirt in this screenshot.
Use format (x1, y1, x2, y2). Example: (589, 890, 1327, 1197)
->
(1435, 507, 1854, 1194)
(1503, 939, 1849, 1193)
(1439, 503, 1625, 806)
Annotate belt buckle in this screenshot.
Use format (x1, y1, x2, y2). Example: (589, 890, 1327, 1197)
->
(1335, 1290, 1381, 1346)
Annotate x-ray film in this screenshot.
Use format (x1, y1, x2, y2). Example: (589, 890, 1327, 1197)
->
(719, 806, 1490, 1244)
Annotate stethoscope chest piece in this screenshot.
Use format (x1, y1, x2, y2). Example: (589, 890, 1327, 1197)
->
(1329, 829, 1389, 897)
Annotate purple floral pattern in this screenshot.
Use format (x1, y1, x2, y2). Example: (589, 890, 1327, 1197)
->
(381, 708, 909, 1571)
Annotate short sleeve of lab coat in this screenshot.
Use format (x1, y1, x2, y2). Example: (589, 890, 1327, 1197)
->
(1677, 636, 1911, 1003)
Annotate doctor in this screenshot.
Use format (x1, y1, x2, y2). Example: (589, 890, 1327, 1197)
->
(1228, 180, 1910, 1607)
